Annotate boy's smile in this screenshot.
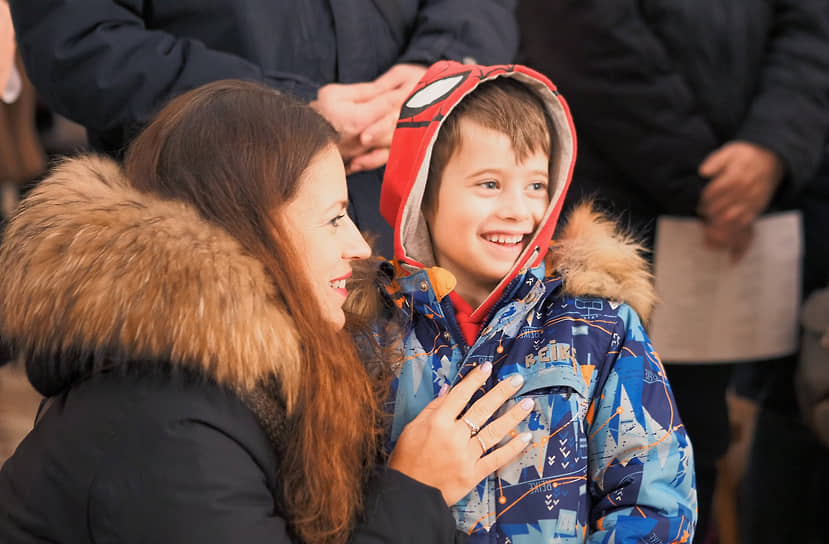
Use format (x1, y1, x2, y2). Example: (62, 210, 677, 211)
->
(424, 118, 550, 308)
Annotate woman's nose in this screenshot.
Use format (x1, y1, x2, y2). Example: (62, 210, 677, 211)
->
(343, 216, 372, 260)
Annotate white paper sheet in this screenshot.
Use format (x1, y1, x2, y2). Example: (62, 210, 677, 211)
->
(649, 211, 802, 363)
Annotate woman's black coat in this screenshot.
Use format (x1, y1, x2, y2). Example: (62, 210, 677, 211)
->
(0, 156, 463, 543)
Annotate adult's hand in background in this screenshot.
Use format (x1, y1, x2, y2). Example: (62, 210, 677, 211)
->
(697, 141, 784, 259)
(310, 81, 395, 162)
(702, 221, 755, 263)
(347, 64, 427, 174)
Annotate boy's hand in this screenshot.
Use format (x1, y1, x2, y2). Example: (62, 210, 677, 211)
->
(388, 362, 534, 506)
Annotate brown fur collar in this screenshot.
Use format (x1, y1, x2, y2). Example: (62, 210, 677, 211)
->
(0, 155, 302, 403)
(552, 203, 656, 323)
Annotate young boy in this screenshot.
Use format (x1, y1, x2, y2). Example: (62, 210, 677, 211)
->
(378, 62, 697, 543)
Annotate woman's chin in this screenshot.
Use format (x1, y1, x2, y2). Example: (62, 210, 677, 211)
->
(324, 306, 346, 330)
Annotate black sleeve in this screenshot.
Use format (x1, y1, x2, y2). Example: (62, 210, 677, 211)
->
(517, 0, 718, 216)
(88, 417, 298, 543)
(398, 0, 518, 66)
(736, 0, 829, 196)
(352, 467, 466, 544)
(8, 0, 320, 144)
(87, 417, 462, 543)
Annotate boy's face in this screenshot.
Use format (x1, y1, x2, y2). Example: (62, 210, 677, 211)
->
(424, 118, 549, 302)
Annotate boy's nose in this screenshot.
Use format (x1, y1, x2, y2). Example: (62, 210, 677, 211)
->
(497, 188, 531, 221)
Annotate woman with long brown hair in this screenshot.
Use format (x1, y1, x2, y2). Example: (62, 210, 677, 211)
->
(0, 80, 532, 543)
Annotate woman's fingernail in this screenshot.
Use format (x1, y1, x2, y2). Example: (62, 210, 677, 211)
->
(520, 432, 532, 443)
(438, 384, 449, 397)
(480, 362, 492, 375)
(520, 398, 534, 411)
(509, 374, 524, 387)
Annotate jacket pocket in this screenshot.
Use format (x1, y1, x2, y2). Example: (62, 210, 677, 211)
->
(515, 363, 588, 399)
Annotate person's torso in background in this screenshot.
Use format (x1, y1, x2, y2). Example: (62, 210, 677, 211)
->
(637, 0, 771, 142)
(141, 0, 408, 85)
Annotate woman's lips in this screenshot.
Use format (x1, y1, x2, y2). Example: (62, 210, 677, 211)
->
(328, 271, 352, 297)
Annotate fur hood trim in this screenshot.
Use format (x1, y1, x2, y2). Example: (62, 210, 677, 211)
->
(0, 155, 302, 402)
(552, 203, 656, 323)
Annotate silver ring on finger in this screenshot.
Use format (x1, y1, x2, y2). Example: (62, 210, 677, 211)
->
(475, 434, 487, 454)
(461, 416, 481, 437)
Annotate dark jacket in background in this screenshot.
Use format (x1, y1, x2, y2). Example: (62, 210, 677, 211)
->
(0, 156, 463, 543)
(8, 0, 518, 256)
(10, 0, 517, 154)
(517, 0, 829, 233)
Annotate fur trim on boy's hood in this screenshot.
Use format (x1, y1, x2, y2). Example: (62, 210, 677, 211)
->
(553, 203, 656, 323)
(379, 61, 577, 321)
(0, 155, 302, 404)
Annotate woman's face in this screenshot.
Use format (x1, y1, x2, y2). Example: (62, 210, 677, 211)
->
(282, 145, 371, 329)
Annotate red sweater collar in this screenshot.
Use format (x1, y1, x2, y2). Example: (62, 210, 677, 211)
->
(449, 291, 485, 346)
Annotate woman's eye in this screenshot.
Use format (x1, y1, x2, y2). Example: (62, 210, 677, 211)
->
(329, 213, 346, 227)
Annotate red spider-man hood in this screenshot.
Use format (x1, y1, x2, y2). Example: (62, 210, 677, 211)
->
(380, 61, 577, 317)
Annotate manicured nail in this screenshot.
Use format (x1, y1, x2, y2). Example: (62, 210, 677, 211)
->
(520, 432, 532, 443)
(438, 384, 449, 397)
(520, 398, 534, 411)
(480, 362, 492, 375)
(509, 374, 524, 387)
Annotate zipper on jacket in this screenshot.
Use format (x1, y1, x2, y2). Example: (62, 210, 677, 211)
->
(479, 273, 541, 338)
(439, 296, 470, 358)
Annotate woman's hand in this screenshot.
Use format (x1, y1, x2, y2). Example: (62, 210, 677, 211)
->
(388, 362, 533, 505)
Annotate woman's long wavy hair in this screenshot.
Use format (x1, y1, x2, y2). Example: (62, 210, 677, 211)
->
(124, 80, 383, 543)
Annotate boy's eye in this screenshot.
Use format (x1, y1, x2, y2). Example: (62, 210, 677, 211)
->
(329, 213, 347, 227)
(529, 182, 548, 191)
(479, 181, 498, 190)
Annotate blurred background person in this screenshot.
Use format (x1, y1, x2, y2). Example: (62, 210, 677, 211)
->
(6, 0, 518, 257)
(516, 1, 829, 541)
(0, 0, 44, 215)
(0, 0, 14, 99)
(737, 147, 829, 544)
(0, 0, 43, 465)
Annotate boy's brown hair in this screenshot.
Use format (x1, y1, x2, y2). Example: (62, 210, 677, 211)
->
(422, 76, 558, 213)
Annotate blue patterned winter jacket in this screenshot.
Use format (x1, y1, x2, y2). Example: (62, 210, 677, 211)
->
(378, 62, 697, 543)
(386, 263, 696, 543)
